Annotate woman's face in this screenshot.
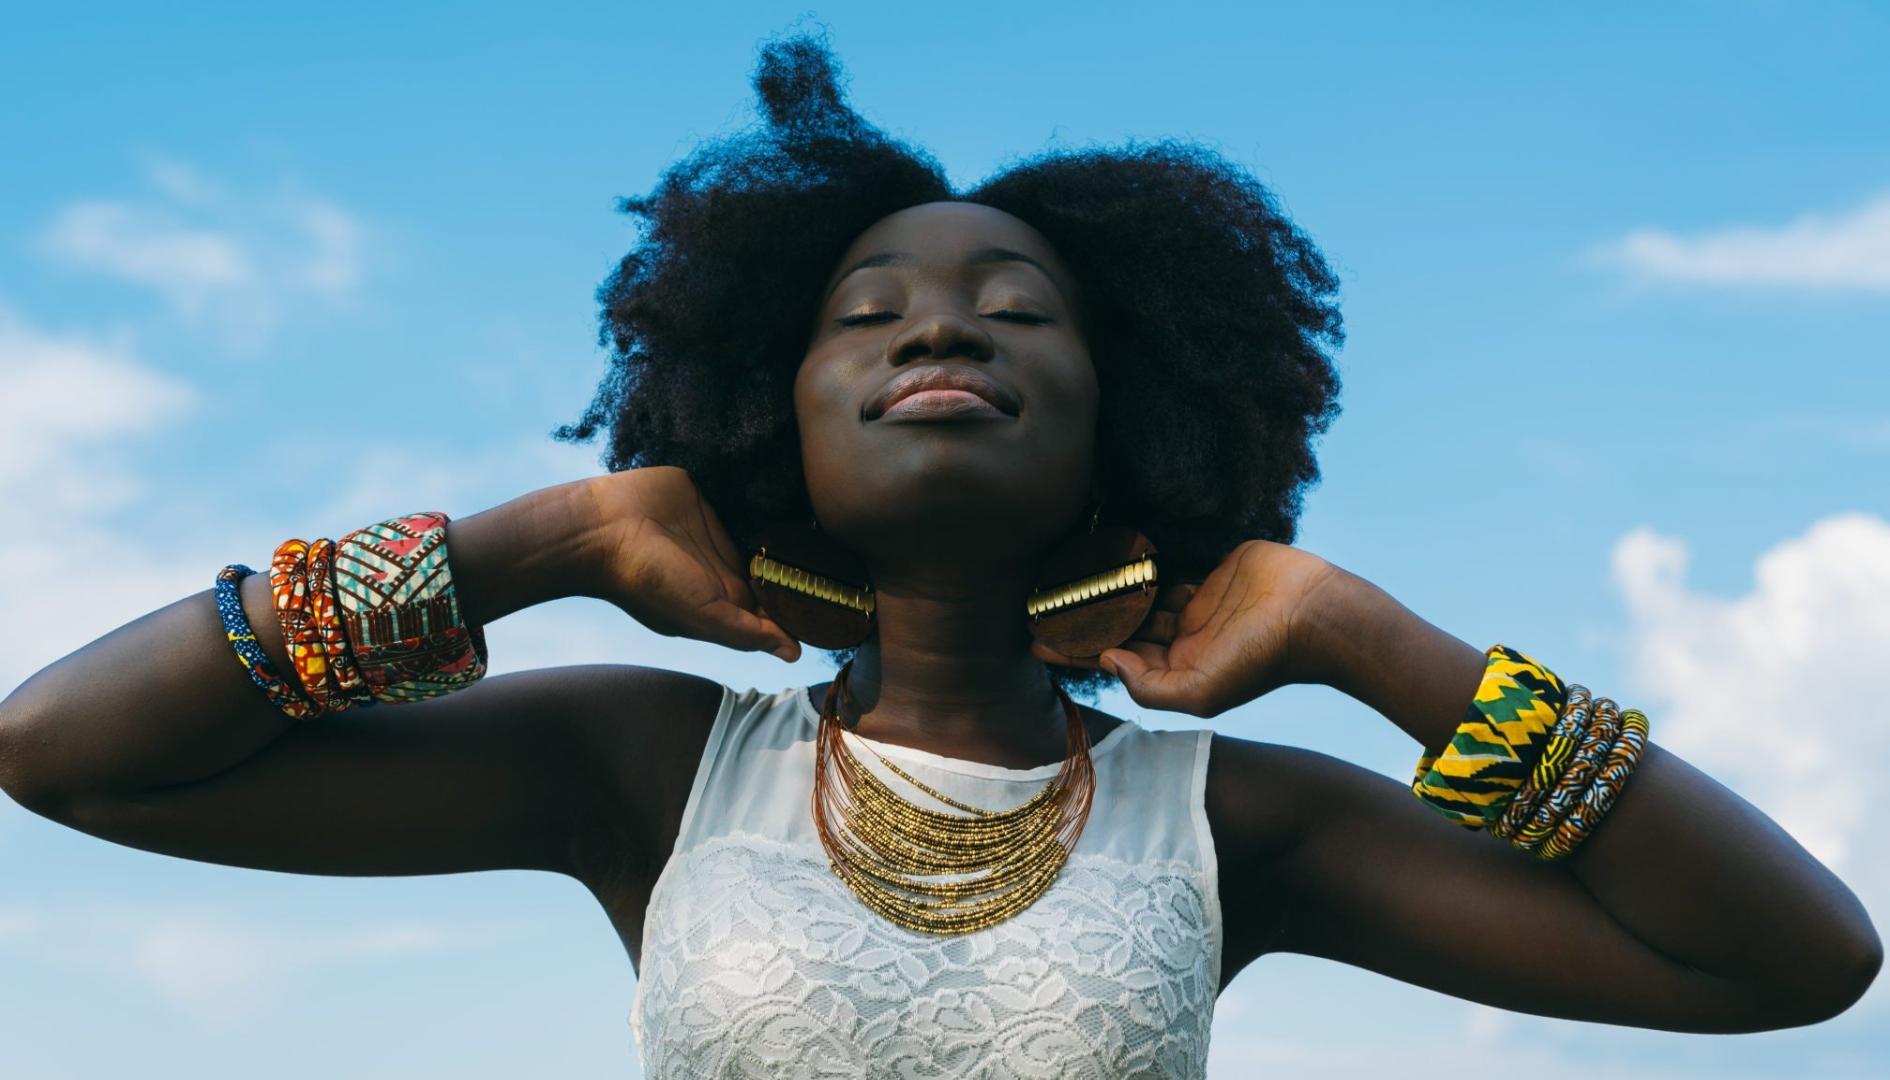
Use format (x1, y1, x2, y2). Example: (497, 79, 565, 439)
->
(795, 201, 1099, 577)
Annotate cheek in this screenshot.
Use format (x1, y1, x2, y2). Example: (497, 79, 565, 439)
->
(1036, 341, 1100, 422)
(792, 359, 856, 472)
(791, 362, 816, 426)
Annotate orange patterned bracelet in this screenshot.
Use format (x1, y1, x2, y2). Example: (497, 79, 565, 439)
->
(305, 538, 374, 711)
(1536, 709, 1651, 860)
(270, 538, 346, 713)
(1488, 684, 1592, 842)
(1511, 696, 1623, 851)
(256, 515, 485, 713)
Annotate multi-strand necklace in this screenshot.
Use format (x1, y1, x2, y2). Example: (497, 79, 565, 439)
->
(811, 659, 1097, 935)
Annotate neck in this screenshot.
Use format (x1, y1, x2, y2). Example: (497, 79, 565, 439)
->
(819, 562, 1074, 769)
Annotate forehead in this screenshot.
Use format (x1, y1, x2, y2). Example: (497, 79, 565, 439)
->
(824, 201, 1078, 297)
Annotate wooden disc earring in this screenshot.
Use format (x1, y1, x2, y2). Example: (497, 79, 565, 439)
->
(1026, 499, 1159, 659)
(746, 517, 876, 650)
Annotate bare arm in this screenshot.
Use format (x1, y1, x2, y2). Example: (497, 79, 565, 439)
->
(0, 479, 602, 803)
(0, 468, 797, 885)
(1213, 569, 1882, 1031)
(1037, 534, 1880, 1026)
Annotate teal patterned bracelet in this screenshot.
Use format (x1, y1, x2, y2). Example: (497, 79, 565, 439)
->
(333, 512, 488, 703)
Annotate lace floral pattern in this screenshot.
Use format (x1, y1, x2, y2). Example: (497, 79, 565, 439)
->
(631, 831, 1216, 1079)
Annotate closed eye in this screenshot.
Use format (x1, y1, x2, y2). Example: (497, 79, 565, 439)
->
(984, 310, 1052, 324)
(836, 311, 900, 328)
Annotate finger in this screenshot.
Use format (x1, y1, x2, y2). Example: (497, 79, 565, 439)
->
(704, 537, 757, 610)
(701, 599, 801, 661)
(688, 495, 759, 608)
(1099, 639, 1167, 676)
(1099, 642, 1208, 714)
(755, 615, 801, 662)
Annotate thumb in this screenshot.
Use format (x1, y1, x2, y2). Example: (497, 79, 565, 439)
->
(1099, 647, 1142, 685)
(1100, 647, 1200, 713)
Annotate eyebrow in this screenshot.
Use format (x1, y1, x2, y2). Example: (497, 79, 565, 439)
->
(829, 246, 1056, 288)
(967, 247, 1053, 277)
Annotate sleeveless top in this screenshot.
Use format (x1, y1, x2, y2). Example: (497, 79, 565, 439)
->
(629, 683, 1223, 1078)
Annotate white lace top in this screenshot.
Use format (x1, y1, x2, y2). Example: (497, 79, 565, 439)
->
(628, 683, 1223, 1078)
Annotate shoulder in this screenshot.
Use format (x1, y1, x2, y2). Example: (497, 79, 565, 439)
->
(1200, 733, 1301, 905)
(1203, 732, 1421, 866)
(579, 664, 731, 736)
(574, 663, 732, 801)
(542, 664, 731, 789)
(1201, 732, 1407, 978)
(544, 665, 732, 892)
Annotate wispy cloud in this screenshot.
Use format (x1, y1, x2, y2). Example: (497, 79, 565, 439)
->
(1594, 191, 1890, 292)
(37, 156, 365, 350)
(1768, 412, 1890, 451)
(0, 306, 194, 498)
(0, 899, 477, 1030)
(0, 906, 45, 942)
(0, 309, 205, 724)
(42, 200, 252, 300)
(1611, 512, 1890, 882)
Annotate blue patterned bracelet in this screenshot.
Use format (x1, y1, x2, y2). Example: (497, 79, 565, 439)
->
(215, 565, 320, 720)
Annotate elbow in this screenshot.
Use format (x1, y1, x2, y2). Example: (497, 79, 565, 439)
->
(1812, 905, 1886, 1023)
(0, 754, 71, 821)
(0, 688, 31, 795)
(0, 684, 66, 815)
(1820, 927, 1885, 1020)
(1752, 927, 1884, 1030)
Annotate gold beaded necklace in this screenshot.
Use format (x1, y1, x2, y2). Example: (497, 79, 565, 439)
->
(811, 659, 1097, 935)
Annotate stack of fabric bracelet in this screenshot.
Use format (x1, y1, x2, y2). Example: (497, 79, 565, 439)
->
(213, 512, 488, 719)
(1410, 644, 1651, 861)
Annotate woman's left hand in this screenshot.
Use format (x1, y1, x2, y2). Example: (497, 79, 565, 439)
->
(1030, 539, 1346, 718)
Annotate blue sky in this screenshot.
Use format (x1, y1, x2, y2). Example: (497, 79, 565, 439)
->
(2, 2, 1887, 1075)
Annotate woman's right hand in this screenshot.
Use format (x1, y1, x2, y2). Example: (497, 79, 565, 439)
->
(580, 466, 802, 662)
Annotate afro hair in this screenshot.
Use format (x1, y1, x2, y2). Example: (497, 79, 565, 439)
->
(559, 31, 1345, 701)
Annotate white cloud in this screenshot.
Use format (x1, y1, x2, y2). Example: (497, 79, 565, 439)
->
(1833, 419, 1890, 449)
(0, 906, 45, 942)
(0, 307, 194, 497)
(311, 436, 604, 531)
(41, 201, 255, 306)
(38, 156, 367, 350)
(0, 311, 207, 764)
(143, 154, 224, 208)
(0, 899, 473, 1031)
(292, 197, 364, 293)
(1611, 512, 1890, 877)
(1596, 191, 1890, 292)
(1769, 412, 1890, 451)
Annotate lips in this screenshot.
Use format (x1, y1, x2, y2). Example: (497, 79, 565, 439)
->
(865, 364, 1020, 420)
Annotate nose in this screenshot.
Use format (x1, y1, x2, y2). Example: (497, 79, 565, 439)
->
(887, 309, 995, 366)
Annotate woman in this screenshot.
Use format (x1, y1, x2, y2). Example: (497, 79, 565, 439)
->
(0, 33, 1878, 1078)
